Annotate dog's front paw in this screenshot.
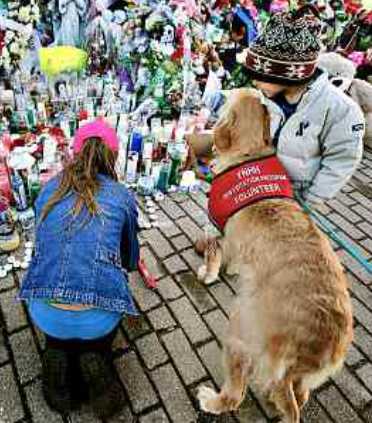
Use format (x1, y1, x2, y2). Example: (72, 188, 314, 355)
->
(197, 265, 207, 281)
(204, 273, 218, 285)
(198, 386, 222, 415)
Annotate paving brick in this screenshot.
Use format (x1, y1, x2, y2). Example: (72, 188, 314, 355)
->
(362, 403, 372, 422)
(162, 328, 206, 385)
(142, 229, 174, 259)
(147, 306, 177, 331)
(151, 364, 197, 422)
(339, 233, 372, 259)
(316, 203, 333, 216)
(156, 276, 183, 301)
(333, 367, 372, 410)
(349, 191, 372, 210)
(122, 316, 152, 341)
(156, 210, 182, 238)
(189, 191, 208, 209)
(335, 192, 357, 206)
(302, 397, 332, 423)
(204, 309, 229, 345)
(176, 272, 217, 313)
(159, 197, 186, 220)
(177, 216, 204, 243)
(169, 192, 189, 203)
(106, 406, 136, 422)
(141, 246, 166, 279)
(0, 289, 27, 332)
(361, 166, 372, 177)
(353, 326, 372, 360)
(140, 408, 170, 423)
(69, 407, 103, 423)
(115, 350, 158, 413)
(353, 170, 371, 184)
(0, 364, 24, 422)
(198, 341, 223, 386)
(163, 255, 189, 275)
(356, 363, 372, 392)
(327, 213, 365, 240)
(170, 234, 192, 252)
(357, 221, 372, 238)
(180, 200, 208, 226)
(237, 393, 268, 422)
(169, 297, 211, 344)
(338, 250, 372, 285)
(209, 282, 236, 316)
(361, 238, 372, 255)
(0, 331, 8, 364)
(10, 328, 41, 384)
(26, 380, 64, 423)
(346, 344, 365, 367)
(348, 273, 372, 308)
(0, 272, 15, 292)
(181, 248, 204, 274)
(328, 199, 362, 223)
(130, 272, 162, 312)
(317, 384, 364, 423)
(352, 297, 372, 333)
(352, 204, 372, 223)
(136, 333, 168, 370)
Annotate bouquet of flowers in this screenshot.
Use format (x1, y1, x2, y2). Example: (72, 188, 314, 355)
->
(0, 0, 40, 71)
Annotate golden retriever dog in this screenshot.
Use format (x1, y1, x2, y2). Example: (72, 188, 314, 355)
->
(197, 88, 353, 422)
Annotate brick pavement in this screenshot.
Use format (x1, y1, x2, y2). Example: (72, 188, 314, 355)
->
(1, 148, 372, 423)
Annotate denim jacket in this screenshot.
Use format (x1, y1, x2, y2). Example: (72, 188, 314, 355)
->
(19, 174, 139, 315)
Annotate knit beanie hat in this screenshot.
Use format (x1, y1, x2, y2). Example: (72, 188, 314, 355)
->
(244, 7, 322, 85)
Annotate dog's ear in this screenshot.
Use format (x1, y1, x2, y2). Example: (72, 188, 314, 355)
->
(232, 93, 271, 155)
(213, 108, 237, 153)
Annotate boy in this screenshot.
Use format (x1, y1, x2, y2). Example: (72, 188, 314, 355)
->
(194, 7, 365, 256)
(242, 7, 365, 205)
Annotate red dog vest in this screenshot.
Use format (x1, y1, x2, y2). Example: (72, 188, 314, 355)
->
(208, 155, 294, 231)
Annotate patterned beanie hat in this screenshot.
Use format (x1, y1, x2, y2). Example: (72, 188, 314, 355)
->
(245, 7, 322, 85)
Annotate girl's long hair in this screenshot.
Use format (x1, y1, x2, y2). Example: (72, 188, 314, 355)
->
(41, 138, 117, 221)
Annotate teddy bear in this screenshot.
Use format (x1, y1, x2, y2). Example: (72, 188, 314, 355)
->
(318, 52, 372, 149)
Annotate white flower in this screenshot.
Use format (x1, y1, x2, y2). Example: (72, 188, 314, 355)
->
(5, 31, 15, 43)
(9, 42, 20, 54)
(18, 6, 31, 23)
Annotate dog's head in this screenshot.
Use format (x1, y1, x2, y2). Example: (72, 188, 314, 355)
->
(213, 89, 272, 168)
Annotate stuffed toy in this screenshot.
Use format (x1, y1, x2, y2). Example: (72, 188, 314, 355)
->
(319, 52, 372, 149)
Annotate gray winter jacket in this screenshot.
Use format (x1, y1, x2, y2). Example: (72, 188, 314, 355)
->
(262, 71, 365, 204)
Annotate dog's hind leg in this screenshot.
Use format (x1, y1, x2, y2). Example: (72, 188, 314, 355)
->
(198, 311, 251, 414)
(293, 379, 309, 410)
(270, 377, 300, 423)
(198, 237, 222, 284)
(198, 338, 251, 414)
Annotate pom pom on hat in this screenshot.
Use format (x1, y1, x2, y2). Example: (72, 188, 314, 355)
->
(73, 119, 119, 155)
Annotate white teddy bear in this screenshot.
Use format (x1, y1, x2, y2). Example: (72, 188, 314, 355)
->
(319, 52, 372, 149)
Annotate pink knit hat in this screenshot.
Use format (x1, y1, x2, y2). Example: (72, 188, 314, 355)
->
(73, 118, 119, 155)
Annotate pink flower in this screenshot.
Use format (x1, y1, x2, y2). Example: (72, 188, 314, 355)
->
(348, 51, 366, 67)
